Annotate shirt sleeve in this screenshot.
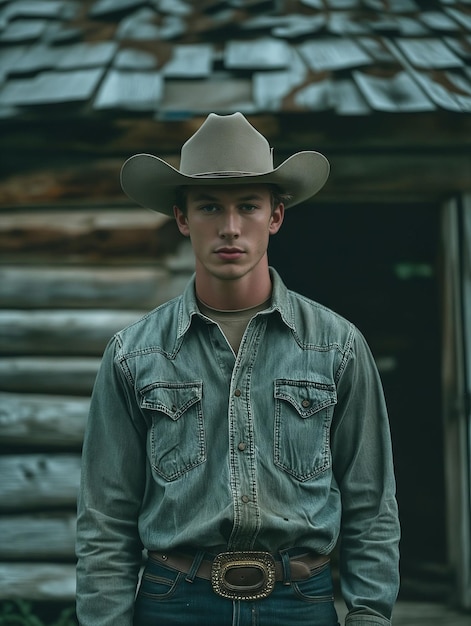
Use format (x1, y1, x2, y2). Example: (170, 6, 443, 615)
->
(76, 337, 147, 626)
(331, 328, 401, 625)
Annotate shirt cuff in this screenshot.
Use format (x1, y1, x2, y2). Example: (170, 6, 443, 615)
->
(345, 614, 391, 626)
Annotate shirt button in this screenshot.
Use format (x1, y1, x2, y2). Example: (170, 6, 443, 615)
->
(238, 442, 246, 451)
(241, 495, 250, 503)
(234, 389, 242, 397)
(302, 399, 311, 408)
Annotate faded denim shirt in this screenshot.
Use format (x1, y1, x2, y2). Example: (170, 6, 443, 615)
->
(76, 269, 400, 626)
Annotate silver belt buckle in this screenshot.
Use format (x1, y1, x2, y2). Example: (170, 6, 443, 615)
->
(211, 551, 276, 600)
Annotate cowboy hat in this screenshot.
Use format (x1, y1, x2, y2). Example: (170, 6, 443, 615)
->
(120, 112, 330, 216)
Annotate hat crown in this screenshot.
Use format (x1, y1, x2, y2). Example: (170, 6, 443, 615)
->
(180, 112, 273, 177)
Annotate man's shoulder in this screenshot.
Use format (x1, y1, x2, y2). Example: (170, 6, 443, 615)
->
(113, 294, 183, 353)
(287, 288, 356, 346)
(288, 288, 352, 325)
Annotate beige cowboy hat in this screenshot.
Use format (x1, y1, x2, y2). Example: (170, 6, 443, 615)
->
(120, 112, 330, 216)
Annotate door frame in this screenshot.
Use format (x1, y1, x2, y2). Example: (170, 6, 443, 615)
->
(441, 193, 471, 609)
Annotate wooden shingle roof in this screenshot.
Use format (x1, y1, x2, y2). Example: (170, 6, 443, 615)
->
(1, 0, 471, 118)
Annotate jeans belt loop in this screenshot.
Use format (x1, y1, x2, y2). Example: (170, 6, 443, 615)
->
(279, 549, 292, 586)
(185, 549, 205, 583)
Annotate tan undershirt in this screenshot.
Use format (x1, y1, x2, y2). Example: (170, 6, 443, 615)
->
(198, 298, 271, 354)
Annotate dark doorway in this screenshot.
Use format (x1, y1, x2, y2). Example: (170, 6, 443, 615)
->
(269, 201, 445, 588)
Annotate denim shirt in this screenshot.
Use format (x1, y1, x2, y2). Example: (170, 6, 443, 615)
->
(76, 269, 400, 626)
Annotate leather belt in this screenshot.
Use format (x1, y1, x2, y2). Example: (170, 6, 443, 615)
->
(148, 549, 330, 600)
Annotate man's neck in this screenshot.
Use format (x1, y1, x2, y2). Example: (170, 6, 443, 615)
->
(195, 268, 272, 311)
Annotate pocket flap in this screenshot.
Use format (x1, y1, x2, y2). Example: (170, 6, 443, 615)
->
(274, 379, 336, 418)
(140, 381, 203, 420)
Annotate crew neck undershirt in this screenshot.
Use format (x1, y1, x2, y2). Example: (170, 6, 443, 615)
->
(197, 298, 271, 354)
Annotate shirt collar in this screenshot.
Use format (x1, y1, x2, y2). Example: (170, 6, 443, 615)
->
(177, 267, 296, 339)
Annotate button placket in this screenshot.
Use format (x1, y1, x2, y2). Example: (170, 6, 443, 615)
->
(227, 319, 265, 549)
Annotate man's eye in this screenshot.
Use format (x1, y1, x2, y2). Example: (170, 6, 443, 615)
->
(240, 204, 257, 212)
(199, 204, 219, 213)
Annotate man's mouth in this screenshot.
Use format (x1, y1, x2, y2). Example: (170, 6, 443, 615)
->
(215, 247, 245, 260)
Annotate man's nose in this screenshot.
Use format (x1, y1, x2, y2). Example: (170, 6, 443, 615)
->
(219, 210, 240, 238)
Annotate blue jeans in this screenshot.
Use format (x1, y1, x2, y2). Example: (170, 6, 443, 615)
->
(133, 554, 340, 626)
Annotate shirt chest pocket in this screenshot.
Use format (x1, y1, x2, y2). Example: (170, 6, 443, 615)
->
(274, 379, 337, 481)
(140, 381, 205, 481)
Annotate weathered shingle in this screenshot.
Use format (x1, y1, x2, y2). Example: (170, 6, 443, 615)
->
(162, 44, 213, 78)
(395, 38, 464, 69)
(0, 19, 49, 43)
(158, 0, 193, 17)
(444, 70, 471, 111)
(420, 11, 462, 32)
(293, 78, 335, 111)
(298, 38, 373, 71)
(445, 7, 471, 30)
(393, 16, 430, 36)
(94, 69, 163, 110)
(326, 0, 359, 8)
(8, 41, 117, 74)
(115, 9, 160, 40)
(353, 69, 436, 112)
(332, 78, 370, 115)
(270, 14, 326, 39)
(0, 1, 71, 20)
(0, 0, 470, 118)
(224, 38, 293, 70)
(10, 44, 59, 73)
(0, 46, 33, 78)
(1, 68, 105, 105)
(89, 0, 147, 18)
(327, 12, 371, 35)
(445, 36, 471, 61)
(357, 37, 396, 64)
(241, 13, 326, 39)
(113, 48, 158, 70)
(57, 42, 118, 69)
(253, 52, 307, 110)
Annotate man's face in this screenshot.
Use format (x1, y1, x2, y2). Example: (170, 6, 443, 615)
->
(173, 184, 284, 285)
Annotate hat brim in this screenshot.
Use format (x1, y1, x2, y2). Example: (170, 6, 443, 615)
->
(120, 151, 330, 216)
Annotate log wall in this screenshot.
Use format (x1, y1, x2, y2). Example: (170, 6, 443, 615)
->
(1, 112, 469, 606)
(0, 203, 194, 601)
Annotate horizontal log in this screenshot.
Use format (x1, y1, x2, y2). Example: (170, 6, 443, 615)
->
(325, 151, 471, 198)
(0, 357, 100, 395)
(0, 310, 145, 356)
(0, 513, 76, 560)
(0, 563, 76, 600)
(0, 454, 81, 512)
(1, 139, 470, 210)
(0, 207, 184, 259)
(0, 263, 192, 309)
(0, 392, 88, 447)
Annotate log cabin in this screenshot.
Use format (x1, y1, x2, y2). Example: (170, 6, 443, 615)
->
(0, 0, 470, 617)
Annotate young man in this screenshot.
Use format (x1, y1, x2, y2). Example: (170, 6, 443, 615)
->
(76, 113, 400, 626)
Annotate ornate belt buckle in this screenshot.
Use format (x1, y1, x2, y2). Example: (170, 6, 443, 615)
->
(211, 551, 276, 600)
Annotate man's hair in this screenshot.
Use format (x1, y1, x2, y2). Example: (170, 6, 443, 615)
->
(175, 184, 292, 216)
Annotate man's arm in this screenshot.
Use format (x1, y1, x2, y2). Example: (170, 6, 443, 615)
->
(76, 338, 146, 626)
(331, 329, 400, 626)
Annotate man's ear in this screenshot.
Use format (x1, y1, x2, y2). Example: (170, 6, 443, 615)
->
(174, 205, 190, 237)
(269, 203, 285, 235)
